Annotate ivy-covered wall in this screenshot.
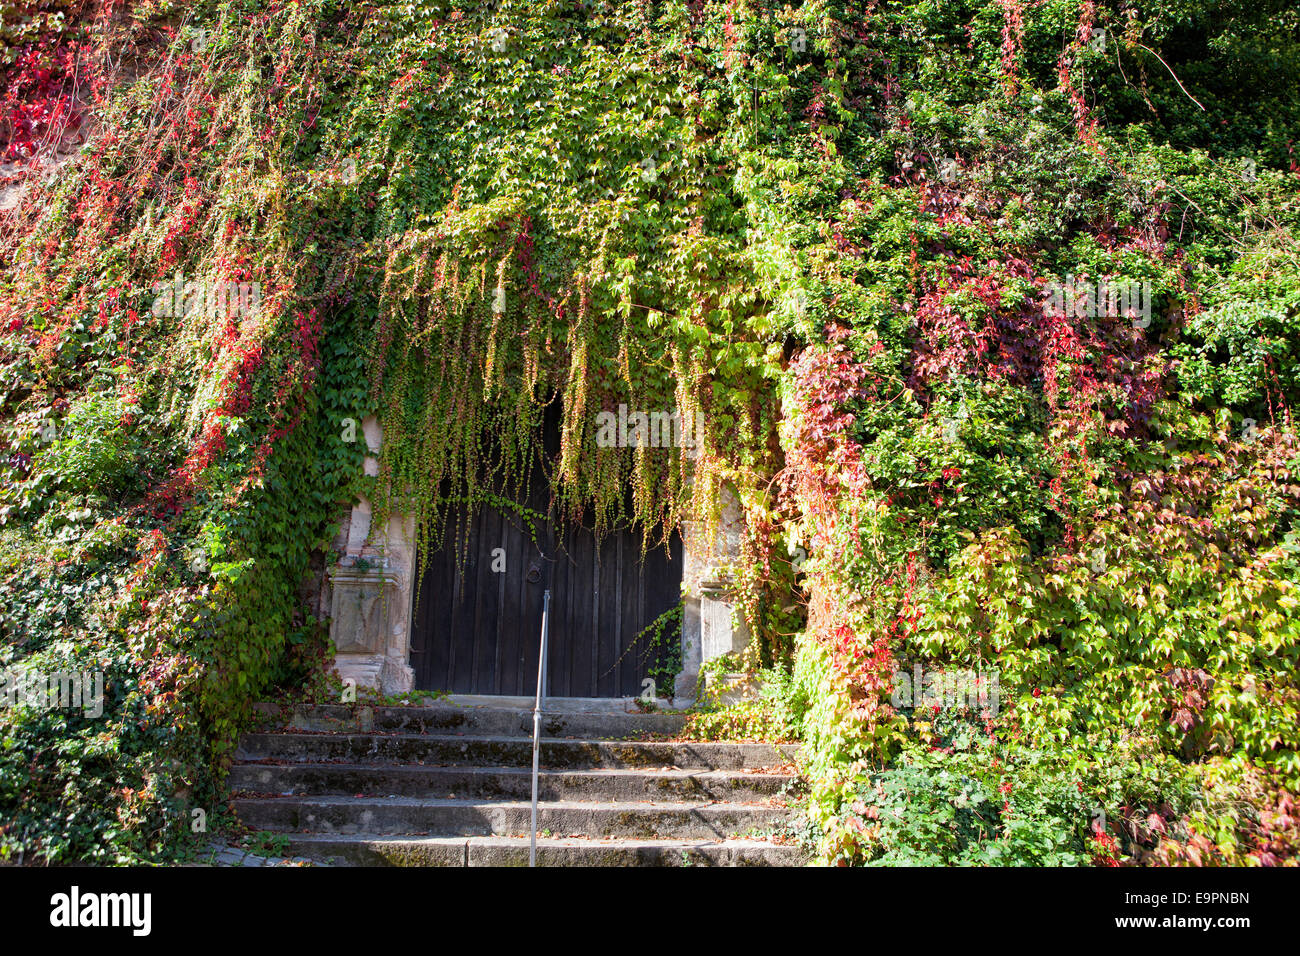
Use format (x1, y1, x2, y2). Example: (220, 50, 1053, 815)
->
(1, 0, 1298, 865)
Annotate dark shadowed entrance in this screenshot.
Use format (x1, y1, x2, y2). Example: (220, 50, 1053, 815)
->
(410, 415, 683, 698)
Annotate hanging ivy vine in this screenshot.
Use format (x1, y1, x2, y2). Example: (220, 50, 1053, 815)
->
(4, 0, 1299, 868)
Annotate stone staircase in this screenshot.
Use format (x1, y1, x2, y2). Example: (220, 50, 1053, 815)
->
(230, 698, 807, 866)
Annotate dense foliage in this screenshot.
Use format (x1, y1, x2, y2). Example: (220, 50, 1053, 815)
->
(1, 0, 1298, 865)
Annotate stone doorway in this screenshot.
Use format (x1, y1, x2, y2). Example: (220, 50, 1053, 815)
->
(324, 416, 752, 705)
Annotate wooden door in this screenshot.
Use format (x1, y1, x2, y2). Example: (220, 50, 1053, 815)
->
(410, 435, 683, 698)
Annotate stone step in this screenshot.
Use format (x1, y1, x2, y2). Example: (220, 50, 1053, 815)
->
(237, 733, 798, 771)
(277, 833, 806, 867)
(230, 763, 796, 802)
(233, 795, 787, 841)
(253, 702, 686, 739)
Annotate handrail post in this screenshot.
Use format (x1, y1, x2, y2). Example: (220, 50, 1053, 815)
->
(530, 589, 551, 868)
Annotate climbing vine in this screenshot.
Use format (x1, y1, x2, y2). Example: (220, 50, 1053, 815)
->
(1, 0, 1299, 868)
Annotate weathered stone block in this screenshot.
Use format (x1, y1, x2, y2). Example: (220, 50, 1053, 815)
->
(699, 581, 750, 661)
(329, 568, 392, 655)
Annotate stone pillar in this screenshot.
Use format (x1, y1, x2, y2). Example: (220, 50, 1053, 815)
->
(328, 416, 416, 695)
(674, 485, 752, 704)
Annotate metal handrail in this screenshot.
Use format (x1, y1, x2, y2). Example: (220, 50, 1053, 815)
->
(529, 588, 551, 868)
